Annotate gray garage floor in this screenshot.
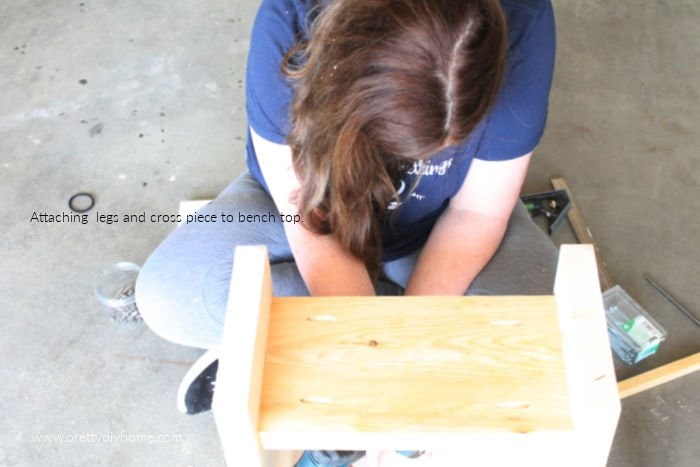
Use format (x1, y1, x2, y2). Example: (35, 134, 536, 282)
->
(2, 1, 698, 466)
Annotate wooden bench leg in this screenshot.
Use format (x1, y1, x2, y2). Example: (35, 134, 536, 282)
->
(554, 244, 621, 467)
(213, 246, 272, 467)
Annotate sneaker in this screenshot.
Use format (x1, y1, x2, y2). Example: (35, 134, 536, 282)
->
(294, 450, 366, 467)
(177, 348, 219, 415)
(294, 451, 319, 467)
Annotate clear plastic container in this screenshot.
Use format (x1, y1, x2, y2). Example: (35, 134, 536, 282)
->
(603, 285, 667, 364)
(94, 262, 142, 323)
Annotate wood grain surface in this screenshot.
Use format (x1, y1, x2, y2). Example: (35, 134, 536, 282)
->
(258, 295, 571, 450)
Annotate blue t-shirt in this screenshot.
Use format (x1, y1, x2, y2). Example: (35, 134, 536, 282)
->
(245, 0, 556, 260)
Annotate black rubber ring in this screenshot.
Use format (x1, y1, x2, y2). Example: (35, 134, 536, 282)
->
(68, 192, 95, 213)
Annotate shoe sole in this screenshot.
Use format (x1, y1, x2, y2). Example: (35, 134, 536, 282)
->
(177, 348, 219, 414)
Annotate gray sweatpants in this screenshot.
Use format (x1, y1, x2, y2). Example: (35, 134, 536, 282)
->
(135, 171, 558, 349)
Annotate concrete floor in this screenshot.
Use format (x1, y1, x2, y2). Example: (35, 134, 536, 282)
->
(2, 0, 698, 465)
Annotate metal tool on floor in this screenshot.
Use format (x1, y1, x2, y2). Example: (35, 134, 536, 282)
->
(520, 189, 571, 235)
(643, 273, 700, 327)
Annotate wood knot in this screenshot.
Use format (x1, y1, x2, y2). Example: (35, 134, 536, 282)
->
(369, 340, 379, 347)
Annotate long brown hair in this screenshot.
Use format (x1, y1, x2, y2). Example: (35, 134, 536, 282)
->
(285, 0, 507, 276)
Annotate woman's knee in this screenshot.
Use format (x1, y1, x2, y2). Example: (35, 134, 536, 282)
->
(134, 235, 228, 348)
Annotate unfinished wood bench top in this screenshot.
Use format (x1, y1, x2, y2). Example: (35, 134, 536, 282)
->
(212, 244, 620, 467)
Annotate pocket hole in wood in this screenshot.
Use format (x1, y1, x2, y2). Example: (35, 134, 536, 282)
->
(300, 396, 334, 405)
(307, 315, 337, 322)
(496, 401, 530, 409)
(490, 320, 522, 327)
